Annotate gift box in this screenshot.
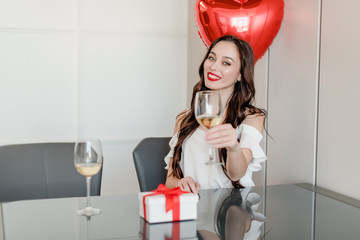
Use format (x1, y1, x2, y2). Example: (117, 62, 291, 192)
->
(138, 184, 199, 223)
(139, 218, 198, 240)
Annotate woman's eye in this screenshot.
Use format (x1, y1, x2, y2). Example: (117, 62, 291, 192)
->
(208, 56, 215, 61)
(223, 62, 231, 66)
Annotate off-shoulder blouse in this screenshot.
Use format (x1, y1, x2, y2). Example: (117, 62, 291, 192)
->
(164, 124, 267, 188)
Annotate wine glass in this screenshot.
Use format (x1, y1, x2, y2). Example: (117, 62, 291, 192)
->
(74, 139, 103, 216)
(195, 90, 223, 165)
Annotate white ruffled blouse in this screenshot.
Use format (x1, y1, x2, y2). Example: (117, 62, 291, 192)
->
(164, 123, 267, 188)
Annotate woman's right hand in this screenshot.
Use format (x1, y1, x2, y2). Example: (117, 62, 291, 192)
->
(176, 176, 200, 194)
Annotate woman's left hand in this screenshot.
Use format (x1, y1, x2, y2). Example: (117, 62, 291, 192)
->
(205, 123, 240, 151)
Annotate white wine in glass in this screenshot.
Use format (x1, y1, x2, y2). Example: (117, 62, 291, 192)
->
(74, 139, 103, 216)
(196, 115, 222, 129)
(195, 90, 223, 165)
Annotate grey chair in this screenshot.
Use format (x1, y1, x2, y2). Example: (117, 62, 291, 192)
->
(0, 142, 102, 202)
(133, 137, 171, 192)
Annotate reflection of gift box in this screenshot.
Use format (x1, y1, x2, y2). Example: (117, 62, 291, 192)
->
(138, 184, 199, 223)
(139, 218, 198, 240)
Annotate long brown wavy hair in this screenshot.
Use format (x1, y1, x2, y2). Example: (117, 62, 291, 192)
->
(171, 35, 266, 188)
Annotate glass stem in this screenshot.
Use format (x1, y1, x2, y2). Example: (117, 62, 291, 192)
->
(209, 145, 214, 161)
(86, 176, 92, 207)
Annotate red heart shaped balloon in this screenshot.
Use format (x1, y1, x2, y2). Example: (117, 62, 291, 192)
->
(195, 0, 284, 62)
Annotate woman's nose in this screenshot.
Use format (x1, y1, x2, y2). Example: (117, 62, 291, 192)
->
(209, 60, 220, 70)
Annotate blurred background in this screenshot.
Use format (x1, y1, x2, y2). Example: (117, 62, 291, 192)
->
(0, 0, 359, 200)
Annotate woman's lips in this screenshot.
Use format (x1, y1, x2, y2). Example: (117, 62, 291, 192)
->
(207, 72, 221, 81)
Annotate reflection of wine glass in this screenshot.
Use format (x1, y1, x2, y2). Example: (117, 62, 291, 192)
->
(86, 216, 91, 240)
(195, 90, 223, 165)
(74, 139, 103, 216)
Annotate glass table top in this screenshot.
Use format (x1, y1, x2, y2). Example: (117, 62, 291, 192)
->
(0, 184, 359, 240)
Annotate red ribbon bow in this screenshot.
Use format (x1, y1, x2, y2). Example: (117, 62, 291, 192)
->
(143, 184, 188, 222)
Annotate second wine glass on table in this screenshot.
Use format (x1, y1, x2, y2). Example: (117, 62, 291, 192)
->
(195, 90, 223, 165)
(74, 139, 103, 216)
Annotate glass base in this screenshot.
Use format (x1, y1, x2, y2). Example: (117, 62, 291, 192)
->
(76, 207, 101, 217)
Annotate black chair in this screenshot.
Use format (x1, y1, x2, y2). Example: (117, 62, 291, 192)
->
(0, 143, 102, 202)
(133, 137, 171, 192)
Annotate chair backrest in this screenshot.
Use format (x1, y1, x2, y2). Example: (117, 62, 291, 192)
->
(0, 143, 102, 202)
(133, 137, 171, 192)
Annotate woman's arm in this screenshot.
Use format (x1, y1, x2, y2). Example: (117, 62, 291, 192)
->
(224, 206, 253, 240)
(165, 111, 200, 193)
(206, 114, 265, 181)
(165, 157, 200, 193)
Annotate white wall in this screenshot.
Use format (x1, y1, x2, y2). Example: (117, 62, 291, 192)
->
(264, 0, 360, 200)
(317, 1, 360, 200)
(266, 0, 319, 185)
(0, 0, 188, 195)
(187, 0, 207, 105)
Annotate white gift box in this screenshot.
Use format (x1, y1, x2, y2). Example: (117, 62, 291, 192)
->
(138, 191, 199, 223)
(139, 218, 198, 240)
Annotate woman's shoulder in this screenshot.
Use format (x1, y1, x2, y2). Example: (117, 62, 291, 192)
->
(174, 108, 191, 133)
(242, 110, 265, 134)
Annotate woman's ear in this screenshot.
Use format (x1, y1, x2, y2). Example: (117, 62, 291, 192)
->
(237, 74, 241, 82)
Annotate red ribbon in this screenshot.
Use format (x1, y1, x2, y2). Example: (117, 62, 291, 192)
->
(142, 184, 188, 222)
(165, 221, 180, 240)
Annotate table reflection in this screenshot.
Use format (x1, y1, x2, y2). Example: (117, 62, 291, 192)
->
(85, 216, 91, 240)
(139, 218, 197, 239)
(2, 185, 359, 239)
(138, 188, 265, 240)
(197, 188, 265, 240)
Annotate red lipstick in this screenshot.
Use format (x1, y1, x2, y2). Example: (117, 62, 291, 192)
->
(207, 72, 221, 81)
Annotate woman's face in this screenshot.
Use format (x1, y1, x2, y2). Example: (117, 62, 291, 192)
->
(203, 41, 241, 95)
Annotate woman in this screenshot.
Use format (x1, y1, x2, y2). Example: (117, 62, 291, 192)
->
(165, 35, 267, 193)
